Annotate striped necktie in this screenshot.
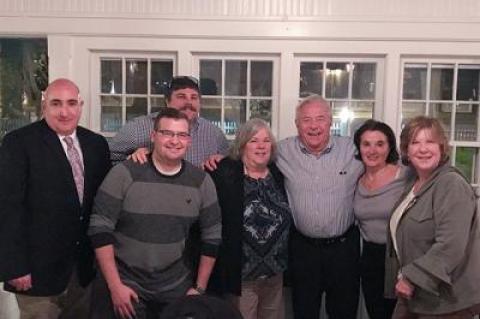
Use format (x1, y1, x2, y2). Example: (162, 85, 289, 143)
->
(64, 136, 84, 203)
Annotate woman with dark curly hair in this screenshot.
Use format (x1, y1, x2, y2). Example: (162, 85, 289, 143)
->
(353, 119, 406, 319)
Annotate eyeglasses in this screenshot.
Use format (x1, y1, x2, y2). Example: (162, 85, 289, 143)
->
(156, 129, 191, 140)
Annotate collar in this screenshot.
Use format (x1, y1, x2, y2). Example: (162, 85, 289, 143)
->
(405, 161, 461, 197)
(150, 155, 185, 177)
(190, 116, 200, 132)
(57, 130, 78, 142)
(297, 136, 333, 156)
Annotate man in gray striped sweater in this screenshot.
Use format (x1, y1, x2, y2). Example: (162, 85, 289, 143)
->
(88, 108, 221, 319)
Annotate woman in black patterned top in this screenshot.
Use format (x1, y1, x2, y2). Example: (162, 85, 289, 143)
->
(207, 118, 291, 319)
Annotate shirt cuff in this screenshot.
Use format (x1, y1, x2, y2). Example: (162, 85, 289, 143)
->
(90, 233, 115, 249)
(201, 243, 219, 258)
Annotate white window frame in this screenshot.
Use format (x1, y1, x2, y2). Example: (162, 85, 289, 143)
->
(400, 57, 480, 188)
(91, 51, 176, 137)
(192, 53, 280, 139)
(293, 56, 385, 137)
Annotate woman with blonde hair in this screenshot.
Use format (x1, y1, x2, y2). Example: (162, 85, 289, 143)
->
(386, 116, 480, 319)
(207, 118, 291, 319)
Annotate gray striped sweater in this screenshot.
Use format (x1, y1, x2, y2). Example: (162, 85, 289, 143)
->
(88, 159, 221, 292)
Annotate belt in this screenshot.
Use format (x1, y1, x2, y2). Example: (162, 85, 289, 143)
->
(297, 225, 356, 246)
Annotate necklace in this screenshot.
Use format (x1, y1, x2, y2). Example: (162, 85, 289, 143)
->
(364, 165, 388, 182)
(244, 164, 269, 179)
(361, 164, 398, 191)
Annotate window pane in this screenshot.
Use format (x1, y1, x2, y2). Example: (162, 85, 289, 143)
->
(326, 62, 349, 99)
(101, 96, 122, 132)
(126, 60, 147, 94)
(150, 97, 166, 114)
(126, 97, 147, 121)
(251, 61, 273, 96)
(402, 102, 426, 127)
(350, 101, 375, 135)
(300, 62, 323, 98)
(454, 103, 478, 141)
(430, 103, 452, 139)
(200, 60, 222, 95)
(101, 59, 122, 94)
(430, 65, 453, 100)
(457, 65, 480, 101)
(403, 64, 427, 100)
(352, 63, 376, 99)
(455, 147, 479, 183)
(330, 101, 373, 137)
(330, 101, 350, 136)
(250, 99, 272, 124)
(201, 98, 222, 129)
(225, 99, 246, 135)
(225, 61, 247, 96)
(151, 60, 173, 95)
(0, 38, 47, 143)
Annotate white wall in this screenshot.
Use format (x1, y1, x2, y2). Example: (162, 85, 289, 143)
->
(1, 0, 480, 139)
(1, 2, 480, 318)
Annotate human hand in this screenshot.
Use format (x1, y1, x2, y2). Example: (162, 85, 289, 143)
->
(110, 283, 139, 319)
(395, 277, 415, 300)
(127, 147, 150, 164)
(202, 154, 225, 171)
(8, 274, 32, 291)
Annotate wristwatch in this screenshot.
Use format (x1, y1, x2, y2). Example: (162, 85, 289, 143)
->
(193, 284, 206, 295)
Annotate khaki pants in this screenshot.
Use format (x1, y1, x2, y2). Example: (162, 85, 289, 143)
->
(230, 273, 284, 319)
(16, 272, 90, 319)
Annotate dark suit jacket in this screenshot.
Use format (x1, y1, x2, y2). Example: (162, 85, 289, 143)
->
(0, 119, 111, 296)
(207, 158, 287, 296)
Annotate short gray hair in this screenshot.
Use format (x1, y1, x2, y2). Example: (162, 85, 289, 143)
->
(295, 94, 332, 120)
(229, 118, 277, 161)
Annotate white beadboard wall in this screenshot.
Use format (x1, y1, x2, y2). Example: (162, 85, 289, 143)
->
(0, 0, 479, 20)
(1, 0, 480, 137)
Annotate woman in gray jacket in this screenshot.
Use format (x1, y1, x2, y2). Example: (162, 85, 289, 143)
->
(386, 116, 480, 318)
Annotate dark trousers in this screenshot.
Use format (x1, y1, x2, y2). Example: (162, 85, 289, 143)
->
(289, 225, 360, 319)
(360, 240, 396, 319)
(89, 272, 190, 319)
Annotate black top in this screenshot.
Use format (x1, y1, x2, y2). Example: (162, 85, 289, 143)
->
(242, 173, 291, 280)
(207, 157, 289, 295)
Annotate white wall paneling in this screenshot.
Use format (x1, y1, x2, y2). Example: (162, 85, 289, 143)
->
(2, 0, 480, 20)
(2, 0, 480, 138)
(55, 35, 480, 135)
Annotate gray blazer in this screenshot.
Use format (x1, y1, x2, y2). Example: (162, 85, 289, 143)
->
(385, 163, 480, 314)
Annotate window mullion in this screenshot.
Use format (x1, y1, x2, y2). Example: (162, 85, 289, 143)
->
(322, 61, 327, 97)
(221, 59, 226, 135)
(451, 63, 459, 143)
(122, 58, 127, 125)
(147, 58, 151, 114)
(425, 62, 432, 116)
(246, 60, 251, 121)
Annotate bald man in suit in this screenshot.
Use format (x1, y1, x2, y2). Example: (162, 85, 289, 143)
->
(0, 78, 111, 319)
